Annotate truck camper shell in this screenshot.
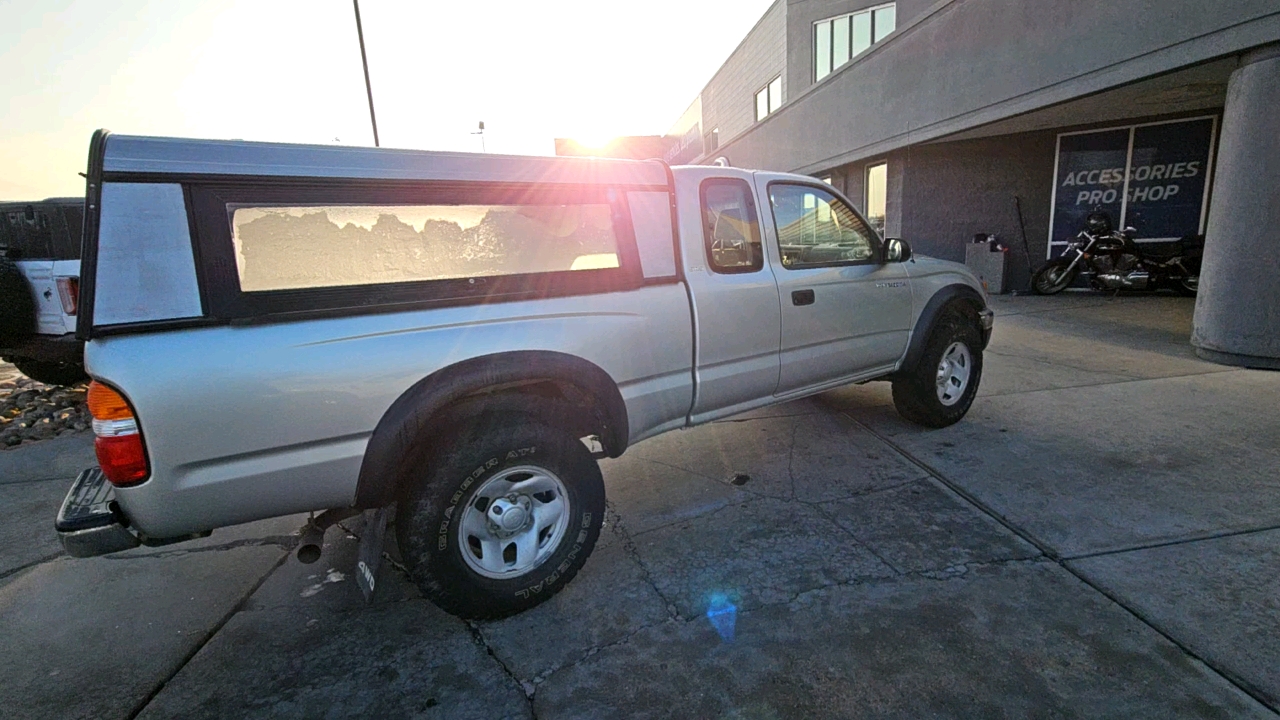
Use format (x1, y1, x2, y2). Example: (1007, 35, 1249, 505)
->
(78, 130, 682, 340)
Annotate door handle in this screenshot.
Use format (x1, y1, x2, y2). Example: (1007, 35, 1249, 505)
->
(791, 289, 815, 306)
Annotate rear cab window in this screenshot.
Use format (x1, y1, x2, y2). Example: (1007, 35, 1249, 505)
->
(699, 178, 763, 274)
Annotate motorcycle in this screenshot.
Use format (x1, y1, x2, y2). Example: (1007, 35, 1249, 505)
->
(1032, 211, 1202, 297)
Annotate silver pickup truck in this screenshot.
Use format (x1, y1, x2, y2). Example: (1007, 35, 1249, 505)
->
(57, 131, 993, 619)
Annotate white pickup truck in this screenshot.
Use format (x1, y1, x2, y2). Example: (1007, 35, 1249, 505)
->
(57, 132, 993, 619)
(0, 198, 86, 385)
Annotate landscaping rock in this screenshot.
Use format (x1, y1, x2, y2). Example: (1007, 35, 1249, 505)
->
(0, 367, 90, 451)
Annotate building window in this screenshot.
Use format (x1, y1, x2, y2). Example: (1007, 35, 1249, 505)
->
(814, 3, 897, 82)
(754, 76, 783, 122)
(866, 162, 887, 235)
(704, 127, 720, 153)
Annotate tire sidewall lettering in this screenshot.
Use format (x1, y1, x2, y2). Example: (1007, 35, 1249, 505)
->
(438, 456, 503, 551)
(514, 511, 590, 599)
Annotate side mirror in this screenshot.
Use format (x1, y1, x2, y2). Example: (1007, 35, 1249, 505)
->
(885, 238, 912, 263)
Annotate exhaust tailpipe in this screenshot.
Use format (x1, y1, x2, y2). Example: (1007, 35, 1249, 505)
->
(295, 508, 362, 564)
(296, 523, 325, 564)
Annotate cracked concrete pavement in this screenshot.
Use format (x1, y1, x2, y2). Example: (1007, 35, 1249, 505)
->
(1, 294, 1278, 718)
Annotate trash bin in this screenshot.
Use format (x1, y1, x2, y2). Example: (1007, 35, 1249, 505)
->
(965, 234, 1010, 295)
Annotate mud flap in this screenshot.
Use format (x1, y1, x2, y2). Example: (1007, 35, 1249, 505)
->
(356, 507, 389, 604)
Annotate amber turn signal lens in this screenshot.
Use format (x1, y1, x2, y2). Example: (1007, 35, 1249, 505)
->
(88, 381, 134, 421)
(87, 381, 149, 486)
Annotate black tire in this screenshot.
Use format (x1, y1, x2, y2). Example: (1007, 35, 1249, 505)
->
(396, 412, 605, 620)
(1174, 274, 1199, 297)
(892, 308, 983, 428)
(11, 358, 87, 386)
(1031, 260, 1075, 295)
(0, 257, 35, 346)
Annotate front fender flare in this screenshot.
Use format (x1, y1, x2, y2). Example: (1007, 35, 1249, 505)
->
(898, 284, 987, 373)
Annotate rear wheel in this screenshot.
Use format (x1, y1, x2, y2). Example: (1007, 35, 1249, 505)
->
(892, 308, 983, 428)
(1032, 260, 1076, 295)
(396, 413, 605, 619)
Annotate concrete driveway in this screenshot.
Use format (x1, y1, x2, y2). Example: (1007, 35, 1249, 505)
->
(1, 293, 1277, 719)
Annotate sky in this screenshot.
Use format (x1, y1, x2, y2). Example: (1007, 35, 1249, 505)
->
(0, 0, 776, 200)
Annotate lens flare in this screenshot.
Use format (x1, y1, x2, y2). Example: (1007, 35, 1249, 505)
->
(706, 593, 737, 642)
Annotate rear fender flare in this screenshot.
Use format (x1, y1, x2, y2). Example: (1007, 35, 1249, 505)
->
(353, 351, 628, 508)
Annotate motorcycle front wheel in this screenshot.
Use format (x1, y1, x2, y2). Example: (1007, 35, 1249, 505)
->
(1032, 260, 1076, 295)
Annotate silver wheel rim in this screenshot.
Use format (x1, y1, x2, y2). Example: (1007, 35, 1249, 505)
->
(1184, 275, 1199, 291)
(936, 342, 973, 406)
(456, 465, 572, 580)
(1040, 267, 1069, 291)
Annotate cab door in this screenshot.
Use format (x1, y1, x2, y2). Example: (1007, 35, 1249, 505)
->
(680, 174, 783, 422)
(759, 179, 912, 395)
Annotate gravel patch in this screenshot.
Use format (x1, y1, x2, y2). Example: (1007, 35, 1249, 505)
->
(0, 364, 90, 449)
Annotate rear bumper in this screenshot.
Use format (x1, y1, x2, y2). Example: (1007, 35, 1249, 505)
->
(56, 467, 214, 557)
(56, 468, 141, 557)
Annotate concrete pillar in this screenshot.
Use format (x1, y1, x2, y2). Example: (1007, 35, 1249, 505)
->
(1192, 45, 1280, 369)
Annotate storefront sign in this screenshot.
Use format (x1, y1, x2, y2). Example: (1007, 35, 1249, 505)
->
(1048, 116, 1217, 257)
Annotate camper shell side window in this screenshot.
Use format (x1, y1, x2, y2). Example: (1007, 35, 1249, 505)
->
(186, 181, 650, 322)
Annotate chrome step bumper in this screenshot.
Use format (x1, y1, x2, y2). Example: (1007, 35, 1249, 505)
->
(55, 468, 141, 557)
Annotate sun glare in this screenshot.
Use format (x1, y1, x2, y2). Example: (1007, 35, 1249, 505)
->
(569, 134, 617, 150)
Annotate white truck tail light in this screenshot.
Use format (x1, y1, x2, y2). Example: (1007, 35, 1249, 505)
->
(56, 276, 79, 315)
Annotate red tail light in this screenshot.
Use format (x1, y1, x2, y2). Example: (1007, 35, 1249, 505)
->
(87, 381, 149, 486)
(56, 277, 79, 315)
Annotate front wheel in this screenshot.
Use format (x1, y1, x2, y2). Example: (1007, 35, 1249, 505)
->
(396, 414, 605, 620)
(892, 308, 983, 428)
(1032, 260, 1076, 295)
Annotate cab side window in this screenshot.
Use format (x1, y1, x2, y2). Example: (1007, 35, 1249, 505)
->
(701, 178, 763, 274)
(769, 184, 878, 269)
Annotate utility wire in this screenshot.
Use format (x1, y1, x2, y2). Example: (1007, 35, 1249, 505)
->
(353, 0, 380, 147)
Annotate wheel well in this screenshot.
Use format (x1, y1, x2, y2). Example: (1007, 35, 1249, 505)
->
(352, 351, 627, 509)
(897, 284, 986, 375)
(944, 295, 984, 322)
(433, 379, 612, 444)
